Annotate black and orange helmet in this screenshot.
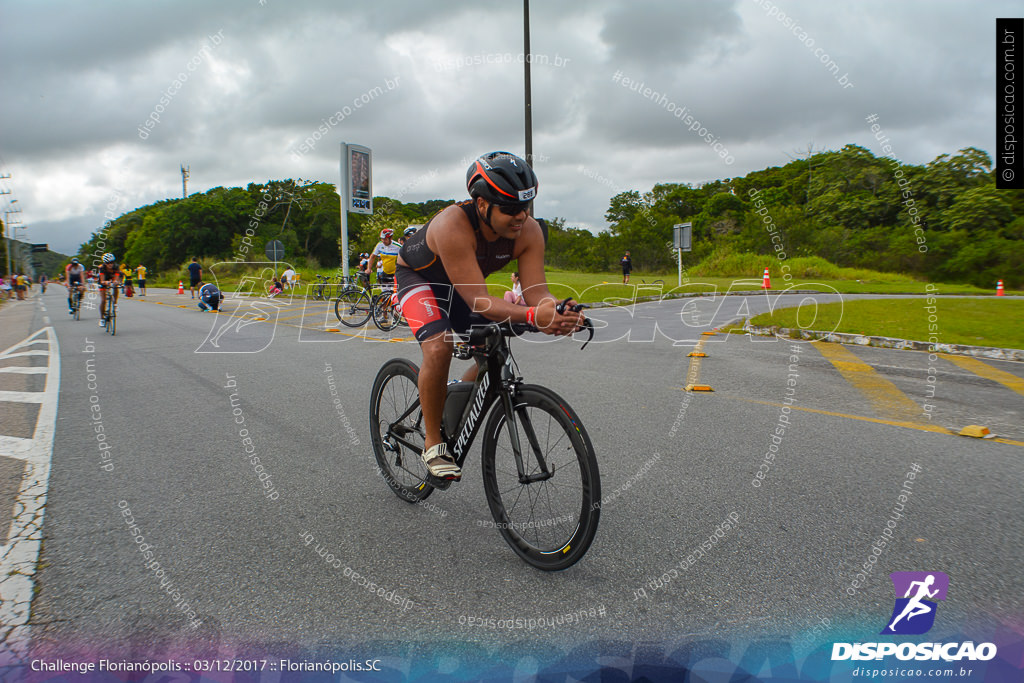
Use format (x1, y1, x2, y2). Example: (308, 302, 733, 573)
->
(466, 151, 538, 205)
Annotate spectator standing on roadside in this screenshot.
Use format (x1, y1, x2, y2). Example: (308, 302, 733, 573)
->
(135, 264, 147, 296)
(119, 262, 133, 292)
(187, 257, 202, 299)
(621, 251, 632, 284)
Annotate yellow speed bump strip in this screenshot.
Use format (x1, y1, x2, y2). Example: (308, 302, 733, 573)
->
(941, 355, 1024, 398)
(812, 341, 925, 424)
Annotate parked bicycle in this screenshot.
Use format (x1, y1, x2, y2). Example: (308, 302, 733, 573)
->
(369, 300, 599, 570)
(312, 274, 332, 301)
(333, 274, 373, 328)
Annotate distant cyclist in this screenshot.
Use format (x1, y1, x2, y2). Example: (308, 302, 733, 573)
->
(401, 225, 419, 246)
(368, 229, 401, 286)
(97, 253, 122, 327)
(65, 258, 86, 314)
(396, 151, 583, 481)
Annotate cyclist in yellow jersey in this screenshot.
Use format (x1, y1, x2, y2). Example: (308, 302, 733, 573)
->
(368, 229, 401, 285)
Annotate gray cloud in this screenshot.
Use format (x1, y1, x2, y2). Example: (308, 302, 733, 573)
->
(0, 0, 1016, 255)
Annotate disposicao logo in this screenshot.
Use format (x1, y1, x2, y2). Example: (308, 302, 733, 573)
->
(881, 571, 948, 635)
(832, 571, 997, 662)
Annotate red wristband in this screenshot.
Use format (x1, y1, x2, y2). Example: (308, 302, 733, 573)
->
(526, 306, 536, 326)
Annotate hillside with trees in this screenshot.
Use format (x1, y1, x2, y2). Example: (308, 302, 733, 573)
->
(72, 146, 1023, 288)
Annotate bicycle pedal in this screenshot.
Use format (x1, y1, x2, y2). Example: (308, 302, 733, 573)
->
(424, 473, 455, 490)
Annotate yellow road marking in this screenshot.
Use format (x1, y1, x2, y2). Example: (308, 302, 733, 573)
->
(811, 341, 925, 424)
(732, 396, 957, 437)
(940, 355, 1024, 397)
(734, 395, 1023, 449)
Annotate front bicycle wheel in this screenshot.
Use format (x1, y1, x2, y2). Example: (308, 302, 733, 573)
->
(73, 291, 80, 321)
(369, 358, 434, 502)
(107, 296, 117, 336)
(481, 385, 600, 570)
(335, 288, 371, 327)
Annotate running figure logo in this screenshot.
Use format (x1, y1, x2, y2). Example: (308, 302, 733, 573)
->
(881, 571, 949, 635)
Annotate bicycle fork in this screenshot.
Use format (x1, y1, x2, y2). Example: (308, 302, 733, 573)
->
(499, 375, 555, 485)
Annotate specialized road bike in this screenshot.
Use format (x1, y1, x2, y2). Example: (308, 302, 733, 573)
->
(369, 301, 599, 570)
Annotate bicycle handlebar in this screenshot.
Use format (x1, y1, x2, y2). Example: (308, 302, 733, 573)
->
(464, 297, 594, 350)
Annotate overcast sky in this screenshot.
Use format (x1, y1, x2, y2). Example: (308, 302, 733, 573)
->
(0, 0, 1014, 255)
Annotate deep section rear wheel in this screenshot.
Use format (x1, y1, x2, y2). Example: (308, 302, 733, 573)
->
(369, 359, 434, 502)
(335, 288, 371, 327)
(481, 385, 600, 570)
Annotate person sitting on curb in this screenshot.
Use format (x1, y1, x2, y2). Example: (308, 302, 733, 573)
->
(503, 271, 527, 305)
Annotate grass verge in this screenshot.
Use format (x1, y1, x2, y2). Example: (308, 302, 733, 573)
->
(748, 298, 1024, 349)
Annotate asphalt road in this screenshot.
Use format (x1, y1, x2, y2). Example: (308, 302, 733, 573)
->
(3, 286, 1022, 664)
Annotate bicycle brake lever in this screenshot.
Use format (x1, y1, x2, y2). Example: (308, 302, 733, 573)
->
(578, 318, 594, 350)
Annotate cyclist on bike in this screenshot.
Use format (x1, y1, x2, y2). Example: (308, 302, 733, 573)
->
(396, 151, 584, 482)
(97, 253, 122, 327)
(368, 229, 401, 286)
(65, 258, 86, 314)
(401, 225, 419, 246)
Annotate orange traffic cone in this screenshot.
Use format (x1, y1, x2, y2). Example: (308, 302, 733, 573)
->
(996, 280, 1004, 296)
(761, 267, 771, 289)
(177, 280, 184, 294)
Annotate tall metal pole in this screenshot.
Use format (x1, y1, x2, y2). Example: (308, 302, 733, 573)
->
(524, 0, 533, 169)
(339, 142, 350, 280)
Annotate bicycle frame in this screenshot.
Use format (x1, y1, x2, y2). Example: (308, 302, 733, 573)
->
(384, 324, 551, 484)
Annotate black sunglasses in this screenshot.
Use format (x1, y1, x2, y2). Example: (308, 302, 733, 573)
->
(494, 201, 530, 216)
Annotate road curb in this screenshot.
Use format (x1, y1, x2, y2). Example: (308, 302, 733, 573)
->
(743, 324, 1024, 362)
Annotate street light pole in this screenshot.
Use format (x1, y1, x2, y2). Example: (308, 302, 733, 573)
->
(4, 200, 21, 278)
(524, 0, 533, 169)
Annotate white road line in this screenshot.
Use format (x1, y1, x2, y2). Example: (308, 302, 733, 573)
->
(0, 367, 46, 375)
(0, 327, 60, 661)
(0, 391, 45, 404)
(0, 351, 48, 359)
(0, 436, 33, 455)
(42, 316, 49, 324)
